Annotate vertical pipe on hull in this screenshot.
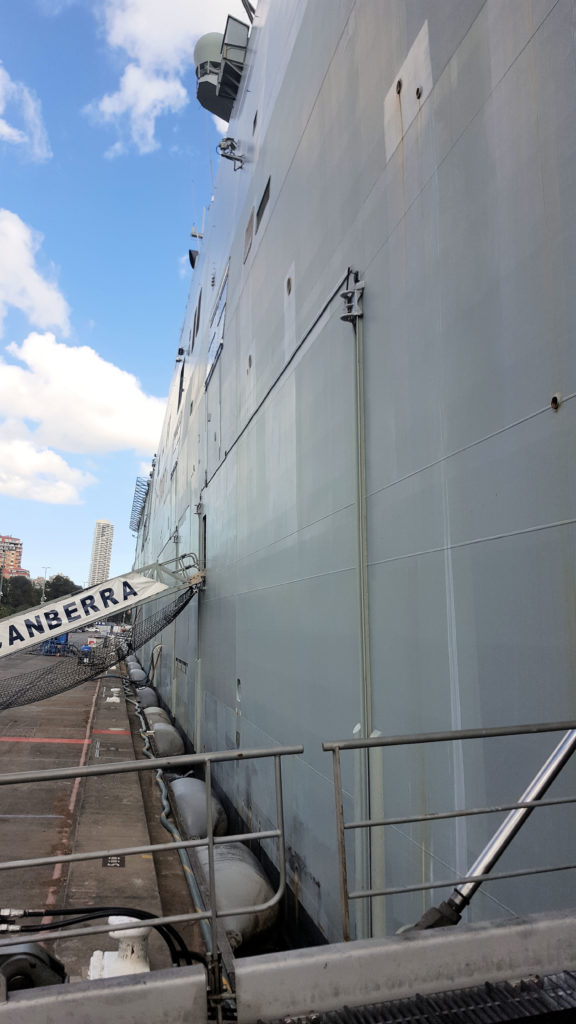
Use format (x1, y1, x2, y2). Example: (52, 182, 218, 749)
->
(344, 275, 372, 937)
(195, 657, 203, 753)
(354, 312, 372, 741)
(171, 527, 180, 711)
(195, 502, 204, 752)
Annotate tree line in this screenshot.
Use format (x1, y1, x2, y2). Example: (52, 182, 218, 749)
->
(0, 575, 81, 619)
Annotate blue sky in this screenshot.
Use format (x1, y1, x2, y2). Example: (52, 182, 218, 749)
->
(0, 0, 247, 586)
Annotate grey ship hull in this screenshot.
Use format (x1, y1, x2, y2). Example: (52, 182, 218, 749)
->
(135, 0, 576, 943)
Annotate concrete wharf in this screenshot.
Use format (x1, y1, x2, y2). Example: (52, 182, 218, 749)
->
(0, 650, 189, 979)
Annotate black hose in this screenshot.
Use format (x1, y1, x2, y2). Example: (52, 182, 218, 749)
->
(18, 906, 206, 968)
(19, 917, 181, 966)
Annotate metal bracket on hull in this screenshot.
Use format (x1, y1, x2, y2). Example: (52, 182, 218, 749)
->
(217, 137, 245, 171)
(136, 552, 203, 588)
(340, 274, 364, 322)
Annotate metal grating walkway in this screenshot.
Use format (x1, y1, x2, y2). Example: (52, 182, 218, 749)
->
(258, 972, 576, 1023)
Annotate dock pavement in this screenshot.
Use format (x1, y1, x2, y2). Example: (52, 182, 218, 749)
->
(0, 643, 186, 979)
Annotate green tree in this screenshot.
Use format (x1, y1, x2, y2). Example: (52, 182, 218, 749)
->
(44, 575, 81, 601)
(0, 576, 42, 616)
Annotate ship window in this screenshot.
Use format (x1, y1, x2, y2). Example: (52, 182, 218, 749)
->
(191, 289, 202, 351)
(196, 60, 220, 80)
(196, 290, 202, 337)
(205, 342, 223, 389)
(177, 360, 185, 410)
(255, 177, 270, 232)
(244, 208, 254, 262)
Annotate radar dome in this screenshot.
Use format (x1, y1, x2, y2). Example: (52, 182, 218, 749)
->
(194, 33, 224, 69)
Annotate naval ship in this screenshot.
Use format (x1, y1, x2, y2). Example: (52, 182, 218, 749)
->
(3, 0, 576, 1019)
(134, 0, 576, 941)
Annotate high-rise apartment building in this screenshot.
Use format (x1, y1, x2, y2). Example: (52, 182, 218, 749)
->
(88, 520, 114, 586)
(0, 535, 29, 578)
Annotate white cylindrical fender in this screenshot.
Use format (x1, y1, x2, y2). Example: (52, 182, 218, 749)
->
(144, 706, 171, 727)
(128, 667, 147, 684)
(169, 777, 228, 838)
(152, 722, 184, 756)
(137, 687, 159, 708)
(196, 842, 277, 949)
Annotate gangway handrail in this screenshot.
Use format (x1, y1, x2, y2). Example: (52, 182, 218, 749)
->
(323, 720, 576, 940)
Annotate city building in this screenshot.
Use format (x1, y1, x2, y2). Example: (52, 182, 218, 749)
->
(0, 535, 29, 578)
(88, 520, 114, 587)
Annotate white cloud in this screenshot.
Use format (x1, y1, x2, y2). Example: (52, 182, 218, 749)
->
(0, 425, 95, 505)
(0, 119, 27, 146)
(86, 63, 187, 155)
(1, 332, 166, 456)
(103, 139, 126, 160)
(0, 211, 165, 504)
(102, 0, 250, 70)
(212, 114, 229, 134)
(0, 63, 52, 162)
(0, 210, 70, 337)
(86, 0, 250, 153)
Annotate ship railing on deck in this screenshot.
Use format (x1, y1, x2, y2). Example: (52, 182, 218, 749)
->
(323, 721, 576, 941)
(0, 745, 302, 975)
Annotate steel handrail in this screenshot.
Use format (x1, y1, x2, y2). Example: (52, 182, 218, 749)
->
(0, 828, 282, 873)
(0, 745, 303, 786)
(322, 719, 576, 751)
(347, 792, 576, 830)
(322, 720, 576, 940)
(0, 745, 302, 955)
(348, 859, 576, 900)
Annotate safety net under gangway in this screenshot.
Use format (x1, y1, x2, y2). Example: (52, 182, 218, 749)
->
(0, 557, 203, 711)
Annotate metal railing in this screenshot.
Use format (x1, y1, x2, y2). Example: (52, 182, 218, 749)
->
(323, 720, 576, 940)
(0, 745, 302, 975)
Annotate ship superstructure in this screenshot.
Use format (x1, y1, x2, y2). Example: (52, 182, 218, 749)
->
(134, 0, 576, 946)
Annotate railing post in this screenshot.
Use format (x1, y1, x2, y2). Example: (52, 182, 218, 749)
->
(274, 755, 286, 898)
(331, 746, 351, 940)
(204, 758, 222, 1005)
